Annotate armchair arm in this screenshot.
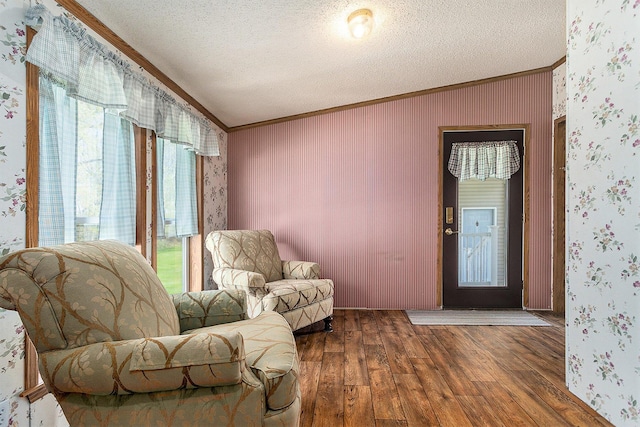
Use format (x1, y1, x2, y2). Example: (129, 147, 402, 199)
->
(171, 289, 247, 331)
(212, 267, 266, 289)
(39, 331, 246, 396)
(282, 260, 321, 280)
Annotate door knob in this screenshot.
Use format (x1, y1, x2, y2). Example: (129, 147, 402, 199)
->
(444, 227, 459, 235)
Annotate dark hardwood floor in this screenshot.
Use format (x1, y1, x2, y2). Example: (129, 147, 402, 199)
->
(294, 310, 612, 427)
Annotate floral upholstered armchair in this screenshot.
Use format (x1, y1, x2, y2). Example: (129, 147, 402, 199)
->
(206, 230, 334, 332)
(0, 240, 300, 427)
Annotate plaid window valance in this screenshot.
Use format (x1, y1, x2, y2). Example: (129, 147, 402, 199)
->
(24, 5, 220, 156)
(448, 141, 520, 181)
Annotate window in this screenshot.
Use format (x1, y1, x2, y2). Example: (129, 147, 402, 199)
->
(36, 74, 203, 297)
(24, 14, 209, 399)
(156, 138, 197, 294)
(36, 76, 200, 295)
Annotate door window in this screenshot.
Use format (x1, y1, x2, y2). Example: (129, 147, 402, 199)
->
(459, 182, 506, 287)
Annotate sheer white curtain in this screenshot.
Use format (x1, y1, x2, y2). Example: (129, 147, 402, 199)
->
(99, 112, 136, 243)
(38, 76, 77, 245)
(38, 75, 137, 246)
(156, 138, 198, 239)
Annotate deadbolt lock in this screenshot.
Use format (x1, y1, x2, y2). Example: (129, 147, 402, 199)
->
(445, 207, 454, 224)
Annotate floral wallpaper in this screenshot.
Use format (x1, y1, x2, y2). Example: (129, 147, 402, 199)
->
(30, 394, 66, 427)
(553, 61, 567, 120)
(203, 132, 227, 290)
(0, 0, 26, 256)
(0, 0, 31, 425)
(566, 1, 639, 425)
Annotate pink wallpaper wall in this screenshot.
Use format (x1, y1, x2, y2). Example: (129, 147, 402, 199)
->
(228, 71, 552, 310)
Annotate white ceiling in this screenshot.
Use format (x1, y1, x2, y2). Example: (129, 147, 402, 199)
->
(75, 0, 566, 129)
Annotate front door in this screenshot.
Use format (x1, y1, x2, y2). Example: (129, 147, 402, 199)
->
(441, 127, 525, 308)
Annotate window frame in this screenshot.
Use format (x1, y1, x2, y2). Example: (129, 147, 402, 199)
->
(22, 26, 47, 403)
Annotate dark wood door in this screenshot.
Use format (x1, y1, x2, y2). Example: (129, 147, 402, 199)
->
(441, 128, 524, 308)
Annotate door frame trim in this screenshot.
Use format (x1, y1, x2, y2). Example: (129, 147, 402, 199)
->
(552, 115, 567, 314)
(437, 124, 531, 308)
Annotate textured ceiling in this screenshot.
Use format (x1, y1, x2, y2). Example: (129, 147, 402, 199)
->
(75, 0, 566, 128)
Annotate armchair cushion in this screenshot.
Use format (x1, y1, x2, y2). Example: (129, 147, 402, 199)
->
(171, 289, 247, 331)
(130, 332, 243, 371)
(40, 331, 245, 395)
(264, 279, 334, 313)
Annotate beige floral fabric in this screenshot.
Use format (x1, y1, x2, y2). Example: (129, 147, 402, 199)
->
(0, 240, 179, 352)
(282, 260, 321, 279)
(194, 311, 299, 411)
(0, 240, 301, 427)
(206, 230, 335, 331)
(207, 229, 283, 282)
(264, 279, 334, 312)
(212, 266, 267, 289)
(171, 289, 247, 330)
(58, 375, 267, 427)
(40, 331, 245, 395)
(281, 298, 334, 332)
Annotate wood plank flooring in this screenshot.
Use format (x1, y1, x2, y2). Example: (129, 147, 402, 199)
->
(294, 310, 612, 427)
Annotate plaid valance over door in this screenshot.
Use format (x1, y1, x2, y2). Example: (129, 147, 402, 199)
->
(447, 140, 520, 181)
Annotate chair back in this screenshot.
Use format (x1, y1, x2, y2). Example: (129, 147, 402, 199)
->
(0, 240, 179, 352)
(207, 230, 283, 282)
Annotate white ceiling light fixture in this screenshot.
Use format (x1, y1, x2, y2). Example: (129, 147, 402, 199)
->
(348, 8, 374, 39)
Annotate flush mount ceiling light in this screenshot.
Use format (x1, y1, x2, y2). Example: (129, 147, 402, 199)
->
(348, 8, 374, 39)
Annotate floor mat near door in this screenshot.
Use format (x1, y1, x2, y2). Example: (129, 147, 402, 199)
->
(405, 310, 551, 326)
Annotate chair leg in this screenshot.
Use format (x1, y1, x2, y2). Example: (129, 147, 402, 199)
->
(323, 316, 333, 332)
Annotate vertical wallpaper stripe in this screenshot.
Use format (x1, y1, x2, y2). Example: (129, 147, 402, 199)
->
(228, 72, 552, 310)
